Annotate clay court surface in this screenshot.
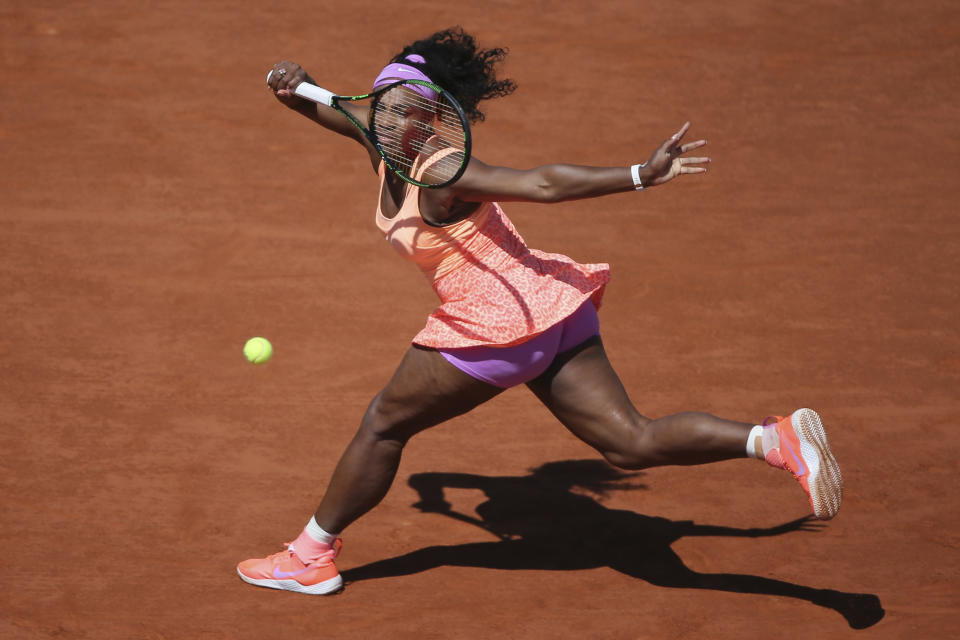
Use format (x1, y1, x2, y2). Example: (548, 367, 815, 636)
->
(3, 0, 959, 637)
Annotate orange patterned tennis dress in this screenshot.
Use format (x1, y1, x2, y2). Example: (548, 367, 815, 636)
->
(375, 152, 610, 349)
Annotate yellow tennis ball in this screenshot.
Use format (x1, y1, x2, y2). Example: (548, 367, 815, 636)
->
(243, 337, 273, 364)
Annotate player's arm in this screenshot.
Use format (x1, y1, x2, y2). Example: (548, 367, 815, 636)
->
(267, 61, 380, 169)
(451, 122, 709, 204)
(452, 160, 641, 203)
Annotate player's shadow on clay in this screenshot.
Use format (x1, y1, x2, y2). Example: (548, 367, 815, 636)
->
(342, 460, 884, 630)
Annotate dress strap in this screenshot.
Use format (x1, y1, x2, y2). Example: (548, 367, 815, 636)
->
(412, 137, 461, 182)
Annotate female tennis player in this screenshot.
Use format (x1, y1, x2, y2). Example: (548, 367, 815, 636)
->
(238, 28, 843, 595)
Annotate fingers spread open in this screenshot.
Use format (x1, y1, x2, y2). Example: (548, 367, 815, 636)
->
(678, 139, 707, 154)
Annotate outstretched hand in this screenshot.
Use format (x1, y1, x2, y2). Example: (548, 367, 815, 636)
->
(642, 122, 710, 187)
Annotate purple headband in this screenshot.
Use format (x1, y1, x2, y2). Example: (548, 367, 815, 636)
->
(373, 54, 438, 102)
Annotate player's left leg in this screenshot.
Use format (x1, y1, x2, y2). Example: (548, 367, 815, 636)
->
(525, 336, 841, 518)
(525, 336, 752, 468)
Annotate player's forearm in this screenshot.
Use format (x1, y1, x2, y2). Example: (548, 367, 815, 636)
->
(282, 94, 363, 142)
(534, 163, 652, 202)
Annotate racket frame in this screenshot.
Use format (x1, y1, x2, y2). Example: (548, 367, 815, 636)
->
(273, 73, 471, 188)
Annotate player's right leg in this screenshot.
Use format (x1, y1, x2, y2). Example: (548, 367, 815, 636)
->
(310, 344, 504, 534)
(237, 344, 504, 594)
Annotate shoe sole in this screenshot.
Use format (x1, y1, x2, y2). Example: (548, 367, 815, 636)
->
(793, 408, 843, 519)
(236, 569, 343, 595)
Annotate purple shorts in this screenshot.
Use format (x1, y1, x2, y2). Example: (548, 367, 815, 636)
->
(438, 301, 600, 388)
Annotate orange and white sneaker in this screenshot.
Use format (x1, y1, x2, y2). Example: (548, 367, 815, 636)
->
(765, 408, 843, 520)
(237, 539, 343, 595)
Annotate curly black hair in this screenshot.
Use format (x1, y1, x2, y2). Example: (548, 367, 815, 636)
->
(389, 27, 517, 123)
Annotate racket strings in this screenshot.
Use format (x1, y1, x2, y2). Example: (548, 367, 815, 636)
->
(371, 88, 468, 183)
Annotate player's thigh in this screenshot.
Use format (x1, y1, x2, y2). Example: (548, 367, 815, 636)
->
(365, 344, 504, 441)
(525, 336, 648, 456)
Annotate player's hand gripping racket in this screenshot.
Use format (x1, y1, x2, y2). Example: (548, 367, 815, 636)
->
(267, 70, 471, 188)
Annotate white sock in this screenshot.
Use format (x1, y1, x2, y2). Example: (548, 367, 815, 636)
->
(305, 516, 338, 544)
(746, 425, 764, 459)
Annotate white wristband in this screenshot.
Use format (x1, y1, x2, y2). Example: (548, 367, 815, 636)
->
(630, 163, 646, 191)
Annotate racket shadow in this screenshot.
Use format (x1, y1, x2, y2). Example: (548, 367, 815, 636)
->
(341, 460, 884, 630)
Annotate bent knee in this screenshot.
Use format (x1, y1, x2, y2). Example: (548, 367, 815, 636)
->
(358, 392, 417, 445)
(595, 416, 657, 470)
(602, 450, 652, 471)
(598, 411, 718, 469)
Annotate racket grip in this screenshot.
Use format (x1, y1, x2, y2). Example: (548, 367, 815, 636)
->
(265, 70, 335, 106)
(294, 83, 335, 106)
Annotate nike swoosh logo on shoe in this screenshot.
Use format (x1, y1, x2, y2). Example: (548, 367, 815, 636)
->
(781, 438, 808, 477)
(273, 566, 316, 579)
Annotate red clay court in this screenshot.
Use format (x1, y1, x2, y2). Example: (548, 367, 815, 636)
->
(2, 1, 958, 637)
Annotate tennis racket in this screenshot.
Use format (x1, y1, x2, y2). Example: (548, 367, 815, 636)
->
(267, 71, 471, 188)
